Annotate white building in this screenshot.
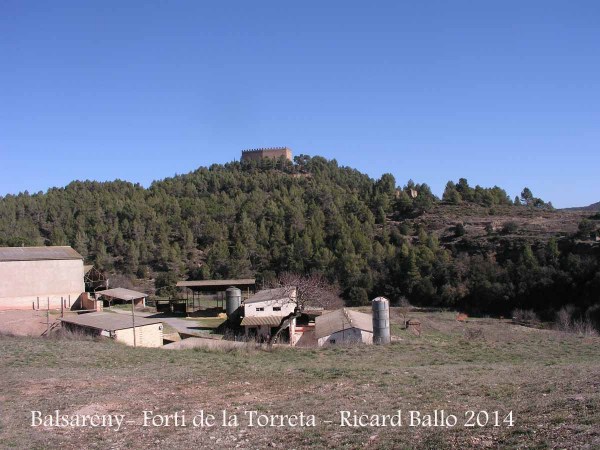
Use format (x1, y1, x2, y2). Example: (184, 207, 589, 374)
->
(315, 308, 373, 346)
(240, 287, 297, 342)
(0, 246, 85, 311)
(60, 312, 164, 347)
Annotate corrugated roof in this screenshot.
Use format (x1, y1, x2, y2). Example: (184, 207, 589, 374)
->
(95, 288, 147, 301)
(60, 312, 162, 331)
(240, 316, 284, 326)
(315, 308, 373, 339)
(0, 246, 83, 262)
(176, 279, 255, 288)
(245, 287, 296, 304)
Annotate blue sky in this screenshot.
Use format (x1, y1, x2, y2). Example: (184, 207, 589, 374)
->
(1, 1, 598, 207)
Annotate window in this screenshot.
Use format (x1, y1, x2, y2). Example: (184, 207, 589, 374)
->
(330, 339, 336, 344)
(273, 307, 281, 312)
(256, 307, 264, 312)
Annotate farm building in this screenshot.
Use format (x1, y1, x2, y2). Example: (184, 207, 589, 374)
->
(291, 308, 324, 347)
(0, 246, 85, 311)
(174, 278, 256, 314)
(241, 287, 297, 342)
(60, 312, 164, 347)
(315, 308, 373, 346)
(84, 265, 107, 293)
(95, 288, 148, 309)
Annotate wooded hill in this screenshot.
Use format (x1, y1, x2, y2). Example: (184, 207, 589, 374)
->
(1, 155, 598, 322)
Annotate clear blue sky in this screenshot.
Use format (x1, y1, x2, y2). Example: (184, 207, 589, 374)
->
(1, 1, 598, 208)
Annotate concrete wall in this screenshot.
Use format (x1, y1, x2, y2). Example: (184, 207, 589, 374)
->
(115, 323, 164, 348)
(293, 326, 317, 347)
(0, 259, 84, 310)
(318, 328, 373, 347)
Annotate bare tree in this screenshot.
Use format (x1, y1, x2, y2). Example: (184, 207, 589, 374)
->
(266, 272, 343, 346)
(272, 272, 343, 310)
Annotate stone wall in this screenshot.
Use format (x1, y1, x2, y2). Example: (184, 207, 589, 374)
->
(241, 147, 292, 162)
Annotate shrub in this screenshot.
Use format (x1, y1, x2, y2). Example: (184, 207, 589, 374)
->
(502, 221, 519, 235)
(555, 305, 599, 336)
(454, 223, 466, 237)
(464, 328, 484, 340)
(512, 308, 540, 324)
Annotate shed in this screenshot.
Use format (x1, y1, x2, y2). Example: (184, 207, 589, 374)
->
(315, 308, 373, 346)
(0, 246, 85, 311)
(95, 288, 148, 309)
(60, 312, 164, 347)
(175, 279, 256, 313)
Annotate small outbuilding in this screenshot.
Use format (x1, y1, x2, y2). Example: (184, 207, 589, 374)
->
(315, 308, 373, 346)
(60, 312, 164, 347)
(95, 288, 148, 309)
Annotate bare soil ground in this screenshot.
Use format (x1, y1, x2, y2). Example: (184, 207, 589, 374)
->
(0, 310, 60, 336)
(1, 309, 599, 449)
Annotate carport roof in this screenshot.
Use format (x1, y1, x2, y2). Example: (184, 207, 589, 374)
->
(176, 279, 255, 291)
(95, 288, 147, 301)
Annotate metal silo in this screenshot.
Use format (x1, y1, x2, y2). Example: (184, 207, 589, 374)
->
(225, 287, 242, 317)
(372, 296, 391, 345)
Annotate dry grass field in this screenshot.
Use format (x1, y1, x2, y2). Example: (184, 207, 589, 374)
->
(1, 309, 599, 449)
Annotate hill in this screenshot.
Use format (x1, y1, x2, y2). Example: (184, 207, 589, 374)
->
(564, 201, 600, 211)
(0, 155, 598, 320)
(581, 201, 600, 211)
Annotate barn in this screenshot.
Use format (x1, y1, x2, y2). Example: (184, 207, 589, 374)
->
(60, 312, 164, 347)
(0, 246, 85, 311)
(240, 287, 297, 342)
(315, 308, 373, 346)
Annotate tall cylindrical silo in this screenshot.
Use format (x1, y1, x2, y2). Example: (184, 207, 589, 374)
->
(225, 287, 242, 317)
(372, 296, 391, 345)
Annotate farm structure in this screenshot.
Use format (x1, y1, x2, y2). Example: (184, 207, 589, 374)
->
(0, 246, 84, 311)
(174, 279, 256, 314)
(241, 287, 297, 342)
(95, 288, 148, 310)
(291, 308, 324, 347)
(84, 265, 107, 293)
(315, 308, 373, 346)
(60, 312, 164, 347)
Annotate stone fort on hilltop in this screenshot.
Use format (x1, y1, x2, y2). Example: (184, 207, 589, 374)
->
(241, 147, 292, 162)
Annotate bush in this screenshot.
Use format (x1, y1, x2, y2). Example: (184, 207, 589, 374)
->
(464, 328, 484, 340)
(555, 305, 599, 336)
(512, 308, 540, 324)
(502, 221, 519, 235)
(454, 223, 466, 237)
(577, 219, 597, 239)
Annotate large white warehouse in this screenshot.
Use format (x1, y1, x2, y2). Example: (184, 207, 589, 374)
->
(0, 246, 85, 311)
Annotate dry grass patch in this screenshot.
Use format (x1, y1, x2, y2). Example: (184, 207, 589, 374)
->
(0, 309, 599, 449)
